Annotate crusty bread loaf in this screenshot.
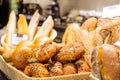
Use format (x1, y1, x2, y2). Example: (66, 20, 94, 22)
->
(24, 63, 49, 77)
(28, 10, 40, 41)
(62, 23, 81, 44)
(5, 10, 16, 45)
(80, 17, 97, 32)
(91, 44, 120, 80)
(33, 16, 54, 41)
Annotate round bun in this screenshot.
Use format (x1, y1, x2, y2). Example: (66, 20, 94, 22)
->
(24, 63, 49, 77)
(63, 63, 77, 75)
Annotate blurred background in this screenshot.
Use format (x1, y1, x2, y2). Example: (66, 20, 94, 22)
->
(40, 0, 120, 15)
(0, 0, 120, 27)
(0, 0, 120, 42)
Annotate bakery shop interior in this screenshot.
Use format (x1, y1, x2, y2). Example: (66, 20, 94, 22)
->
(0, 0, 120, 80)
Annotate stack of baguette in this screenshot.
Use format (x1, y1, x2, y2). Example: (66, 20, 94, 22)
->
(4, 10, 55, 46)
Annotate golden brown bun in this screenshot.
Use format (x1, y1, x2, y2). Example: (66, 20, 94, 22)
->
(62, 23, 81, 44)
(49, 62, 63, 76)
(5, 11, 16, 44)
(11, 41, 33, 69)
(24, 63, 49, 77)
(55, 42, 85, 62)
(31, 42, 60, 62)
(75, 58, 91, 73)
(27, 41, 64, 63)
(63, 63, 77, 75)
(17, 14, 29, 34)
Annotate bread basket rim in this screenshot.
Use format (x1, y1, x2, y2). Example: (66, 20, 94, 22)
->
(0, 55, 91, 80)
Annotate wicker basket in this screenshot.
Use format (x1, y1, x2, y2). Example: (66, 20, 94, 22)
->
(89, 74, 99, 80)
(0, 55, 90, 80)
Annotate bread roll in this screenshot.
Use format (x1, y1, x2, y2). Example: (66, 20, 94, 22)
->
(31, 42, 60, 62)
(55, 42, 85, 62)
(28, 10, 40, 41)
(5, 10, 16, 45)
(63, 63, 77, 75)
(17, 14, 29, 34)
(49, 62, 63, 76)
(24, 63, 49, 77)
(33, 16, 54, 41)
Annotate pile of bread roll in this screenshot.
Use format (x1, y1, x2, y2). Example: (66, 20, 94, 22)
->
(0, 10, 91, 78)
(8, 23, 90, 78)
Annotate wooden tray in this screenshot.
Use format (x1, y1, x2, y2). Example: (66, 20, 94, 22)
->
(0, 55, 90, 80)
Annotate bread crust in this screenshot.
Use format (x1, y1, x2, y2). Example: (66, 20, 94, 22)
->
(5, 11, 16, 45)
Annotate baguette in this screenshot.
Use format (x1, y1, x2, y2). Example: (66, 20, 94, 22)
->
(28, 10, 40, 41)
(5, 10, 16, 45)
(17, 14, 29, 34)
(62, 23, 81, 44)
(80, 17, 97, 32)
(33, 16, 54, 41)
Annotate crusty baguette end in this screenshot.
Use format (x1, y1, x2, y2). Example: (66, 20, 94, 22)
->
(33, 16, 54, 41)
(28, 10, 40, 41)
(5, 10, 16, 45)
